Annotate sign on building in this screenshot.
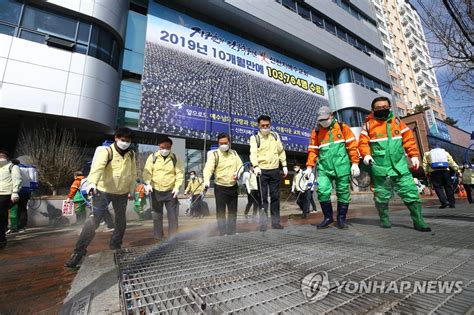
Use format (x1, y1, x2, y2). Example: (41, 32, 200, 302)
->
(139, 2, 329, 152)
(425, 109, 438, 135)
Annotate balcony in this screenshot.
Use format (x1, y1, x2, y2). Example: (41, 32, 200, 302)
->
(404, 28, 412, 38)
(415, 47, 424, 56)
(422, 69, 432, 79)
(402, 16, 409, 26)
(413, 60, 426, 72)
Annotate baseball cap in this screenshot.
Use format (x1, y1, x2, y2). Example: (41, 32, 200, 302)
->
(317, 106, 332, 121)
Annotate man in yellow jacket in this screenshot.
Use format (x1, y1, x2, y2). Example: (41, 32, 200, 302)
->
(422, 144, 461, 208)
(204, 133, 243, 235)
(250, 115, 287, 230)
(143, 137, 184, 240)
(185, 171, 205, 217)
(65, 127, 136, 268)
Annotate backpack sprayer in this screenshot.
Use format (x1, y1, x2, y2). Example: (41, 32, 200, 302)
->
(184, 179, 206, 216)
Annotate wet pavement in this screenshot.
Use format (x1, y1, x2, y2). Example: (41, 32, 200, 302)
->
(116, 200, 474, 314)
(0, 197, 471, 314)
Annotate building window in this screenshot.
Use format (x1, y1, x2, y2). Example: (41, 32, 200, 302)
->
(325, 20, 336, 35)
(276, 0, 383, 58)
(341, 1, 350, 13)
(0, 0, 22, 25)
(22, 5, 77, 42)
(117, 79, 142, 128)
(282, 0, 297, 11)
(353, 71, 364, 86)
(347, 33, 356, 46)
(374, 81, 383, 90)
(356, 40, 366, 52)
(311, 12, 324, 28)
(364, 77, 375, 89)
(337, 28, 347, 41)
(19, 29, 44, 43)
(297, 4, 311, 21)
(337, 108, 369, 127)
(0, 1, 122, 71)
(335, 68, 352, 84)
(77, 21, 91, 44)
(335, 68, 391, 93)
(0, 23, 15, 36)
(89, 26, 114, 64)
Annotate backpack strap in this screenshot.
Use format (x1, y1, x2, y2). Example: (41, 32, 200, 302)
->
(153, 152, 177, 168)
(335, 120, 348, 141)
(129, 150, 135, 161)
(213, 149, 237, 172)
(213, 150, 219, 170)
(105, 146, 113, 168)
(270, 131, 278, 141)
(395, 117, 401, 126)
(313, 125, 320, 137)
(255, 132, 278, 148)
(171, 153, 177, 168)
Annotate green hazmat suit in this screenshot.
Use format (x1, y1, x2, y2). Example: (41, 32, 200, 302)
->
(360, 112, 429, 230)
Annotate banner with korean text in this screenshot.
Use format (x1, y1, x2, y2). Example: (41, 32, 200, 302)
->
(139, 2, 329, 152)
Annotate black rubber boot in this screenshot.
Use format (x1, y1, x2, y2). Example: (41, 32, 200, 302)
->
(336, 202, 349, 229)
(312, 201, 334, 229)
(64, 251, 86, 268)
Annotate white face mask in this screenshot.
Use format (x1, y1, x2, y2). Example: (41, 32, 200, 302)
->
(260, 128, 271, 135)
(219, 144, 230, 152)
(319, 119, 331, 128)
(160, 149, 170, 157)
(294, 167, 300, 172)
(0, 159, 7, 166)
(191, 175, 196, 179)
(116, 140, 131, 150)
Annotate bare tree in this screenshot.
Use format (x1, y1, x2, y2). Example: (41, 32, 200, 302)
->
(415, 0, 473, 121)
(16, 123, 86, 195)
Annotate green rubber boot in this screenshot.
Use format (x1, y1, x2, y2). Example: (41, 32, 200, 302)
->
(405, 201, 431, 232)
(9, 204, 19, 231)
(375, 202, 391, 228)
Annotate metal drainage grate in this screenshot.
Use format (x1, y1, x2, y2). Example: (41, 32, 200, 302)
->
(116, 208, 474, 314)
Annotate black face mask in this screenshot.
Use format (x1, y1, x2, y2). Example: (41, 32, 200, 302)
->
(374, 108, 390, 119)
